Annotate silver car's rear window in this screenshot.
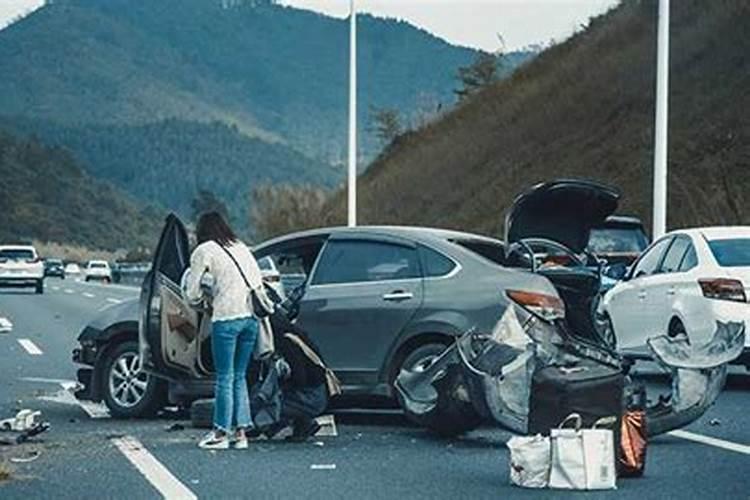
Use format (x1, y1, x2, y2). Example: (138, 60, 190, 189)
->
(450, 239, 506, 266)
(708, 238, 750, 267)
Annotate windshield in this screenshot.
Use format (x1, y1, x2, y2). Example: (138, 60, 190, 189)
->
(588, 228, 648, 254)
(90, 262, 107, 269)
(0, 249, 35, 260)
(708, 238, 750, 267)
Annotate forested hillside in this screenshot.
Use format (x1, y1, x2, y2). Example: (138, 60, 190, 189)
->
(2, 118, 336, 225)
(329, 0, 750, 235)
(0, 130, 161, 250)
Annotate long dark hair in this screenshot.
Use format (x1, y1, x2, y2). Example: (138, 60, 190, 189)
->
(195, 211, 237, 247)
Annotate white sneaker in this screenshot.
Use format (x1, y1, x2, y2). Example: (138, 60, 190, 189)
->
(234, 436, 249, 450)
(198, 430, 230, 450)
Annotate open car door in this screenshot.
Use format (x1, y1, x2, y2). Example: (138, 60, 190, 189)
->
(139, 214, 207, 380)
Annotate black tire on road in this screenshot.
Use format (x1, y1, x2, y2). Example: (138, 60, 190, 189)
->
(190, 398, 215, 429)
(101, 341, 166, 418)
(35, 280, 44, 294)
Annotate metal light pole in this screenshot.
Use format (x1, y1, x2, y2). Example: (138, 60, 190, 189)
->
(347, 0, 357, 227)
(652, 0, 670, 238)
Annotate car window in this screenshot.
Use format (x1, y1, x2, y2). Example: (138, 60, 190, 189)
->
(256, 237, 326, 290)
(660, 236, 691, 273)
(419, 245, 456, 277)
(312, 240, 420, 285)
(678, 244, 698, 271)
(0, 249, 35, 261)
(707, 238, 750, 267)
(451, 239, 505, 266)
(632, 237, 672, 277)
(588, 228, 649, 254)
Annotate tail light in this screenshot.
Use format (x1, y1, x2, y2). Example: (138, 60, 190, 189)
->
(698, 278, 746, 303)
(507, 289, 566, 322)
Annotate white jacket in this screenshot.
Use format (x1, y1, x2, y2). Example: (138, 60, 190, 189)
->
(185, 240, 263, 322)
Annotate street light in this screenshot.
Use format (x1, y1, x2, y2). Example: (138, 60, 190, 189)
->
(652, 0, 670, 238)
(347, 0, 357, 227)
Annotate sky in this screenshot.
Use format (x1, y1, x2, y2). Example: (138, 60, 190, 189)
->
(0, 0, 619, 51)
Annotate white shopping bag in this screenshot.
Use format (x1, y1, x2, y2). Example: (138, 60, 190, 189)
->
(506, 435, 551, 488)
(549, 414, 617, 490)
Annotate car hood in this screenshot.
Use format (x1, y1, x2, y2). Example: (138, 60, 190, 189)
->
(504, 179, 620, 253)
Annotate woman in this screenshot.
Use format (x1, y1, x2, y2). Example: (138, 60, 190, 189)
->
(185, 211, 263, 450)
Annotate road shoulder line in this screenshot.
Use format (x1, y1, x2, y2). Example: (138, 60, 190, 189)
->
(18, 338, 43, 355)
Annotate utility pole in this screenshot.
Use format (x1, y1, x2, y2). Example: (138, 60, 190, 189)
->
(652, 0, 670, 238)
(347, 0, 357, 227)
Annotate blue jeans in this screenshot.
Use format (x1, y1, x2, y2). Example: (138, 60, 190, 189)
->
(211, 317, 258, 432)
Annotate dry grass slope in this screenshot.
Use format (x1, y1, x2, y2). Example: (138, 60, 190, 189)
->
(326, 0, 750, 238)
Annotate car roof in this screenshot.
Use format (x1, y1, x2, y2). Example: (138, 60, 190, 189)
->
(0, 245, 36, 251)
(257, 225, 504, 248)
(89, 260, 109, 264)
(671, 226, 750, 241)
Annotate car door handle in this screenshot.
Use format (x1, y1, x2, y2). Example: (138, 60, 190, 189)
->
(667, 287, 676, 296)
(382, 291, 413, 302)
(637, 291, 647, 299)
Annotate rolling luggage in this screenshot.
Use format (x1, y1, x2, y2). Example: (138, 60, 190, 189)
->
(527, 359, 624, 441)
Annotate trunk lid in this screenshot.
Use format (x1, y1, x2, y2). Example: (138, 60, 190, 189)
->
(504, 179, 620, 253)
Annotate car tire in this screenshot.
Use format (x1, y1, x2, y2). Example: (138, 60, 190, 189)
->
(190, 398, 215, 429)
(35, 280, 44, 294)
(397, 342, 482, 438)
(85, 277, 90, 282)
(101, 341, 166, 418)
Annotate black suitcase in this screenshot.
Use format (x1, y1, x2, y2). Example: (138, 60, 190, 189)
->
(527, 359, 624, 436)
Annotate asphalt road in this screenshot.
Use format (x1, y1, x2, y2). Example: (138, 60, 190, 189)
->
(0, 277, 748, 499)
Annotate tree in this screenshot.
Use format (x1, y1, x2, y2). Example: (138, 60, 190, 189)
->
(368, 106, 403, 147)
(191, 189, 230, 222)
(249, 184, 332, 241)
(454, 52, 502, 100)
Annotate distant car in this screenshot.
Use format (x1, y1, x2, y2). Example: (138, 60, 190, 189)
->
(84, 261, 112, 283)
(257, 256, 284, 297)
(44, 258, 66, 279)
(598, 226, 750, 368)
(0, 245, 44, 293)
(64, 263, 82, 275)
(588, 215, 650, 266)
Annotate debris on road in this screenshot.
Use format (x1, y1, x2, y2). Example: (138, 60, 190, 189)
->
(10, 450, 41, 463)
(0, 461, 13, 481)
(709, 419, 721, 426)
(165, 423, 185, 432)
(312, 441, 325, 447)
(0, 316, 12, 333)
(0, 409, 42, 432)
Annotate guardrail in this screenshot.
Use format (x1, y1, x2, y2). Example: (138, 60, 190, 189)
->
(112, 267, 150, 287)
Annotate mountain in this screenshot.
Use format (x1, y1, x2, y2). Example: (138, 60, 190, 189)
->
(0, 129, 162, 250)
(2, 117, 337, 227)
(0, 0, 531, 162)
(332, 0, 750, 235)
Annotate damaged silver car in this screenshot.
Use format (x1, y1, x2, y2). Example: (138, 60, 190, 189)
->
(397, 180, 746, 437)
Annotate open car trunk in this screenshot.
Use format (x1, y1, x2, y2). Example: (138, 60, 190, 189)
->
(504, 180, 621, 342)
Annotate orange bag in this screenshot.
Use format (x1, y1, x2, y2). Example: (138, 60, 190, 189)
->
(619, 409, 647, 477)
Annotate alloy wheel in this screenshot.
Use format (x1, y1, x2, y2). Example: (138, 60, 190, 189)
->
(108, 351, 149, 408)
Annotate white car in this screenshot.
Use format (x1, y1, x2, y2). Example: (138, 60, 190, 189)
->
(0, 245, 45, 294)
(85, 260, 113, 283)
(64, 263, 82, 275)
(599, 226, 750, 365)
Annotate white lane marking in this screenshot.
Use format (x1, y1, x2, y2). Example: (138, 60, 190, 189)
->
(34, 381, 110, 419)
(106, 298, 123, 304)
(0, 316, 12, 333)
(112, 436, 197, 500)
(669, 430, 750, 455)
(310, 464, 337, 470)
(82, 292, 95, 298)
(18, 338, 43, 355)
(64, 288, 74, 294)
